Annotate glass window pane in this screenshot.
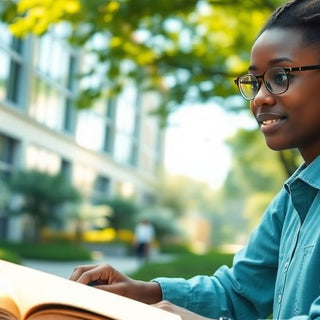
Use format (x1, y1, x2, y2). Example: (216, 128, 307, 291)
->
(29, 77, 48, 123)
(75, 110, 105, 151)
(46, 86, 62, 129)
(73, 164, 95, 191)
(64, 98, 76, 133)
(11, 37, 23, 53)
(37, 34, 52, 75)
(29, 77, 63, 130)
(114, 134, 131, 164)
(0, 134, 16, 164)
(35, 32, 71, 87)
(7, 60, 21, 103)
(0, 22, 12, 46)
(104, 123, 114, 153)
(0, 50, 10, 100)
(25, 145, 60, 175)
(0, 133, 18, 182)
(49, 40, 68, 83)
(116, 94, 136, 133)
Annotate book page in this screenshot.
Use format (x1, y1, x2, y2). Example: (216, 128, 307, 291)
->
(0, 272, 21, 320)
(0, 260, 181, 320)
(26, 305, 111, 320)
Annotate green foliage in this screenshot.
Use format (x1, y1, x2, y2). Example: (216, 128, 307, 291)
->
(225, 128, 287, 193)
(130, 250, 234, 280)
(9, 170, 81, 243)
(0, 0, 284, 122)
(0, 240, 93, 261)
(277, 149, 302, 177)
(160, 243, 193, 254)
(214, 127, 299, 242)
(97, 196, 139, 231)
(138, 206, 182, 243)
(155, 174, 233, 246)
(0, 179, 10, 211)
(244, 192, 276, 229)
(0, 247, 21, 264)
(157, 174, 215, 217)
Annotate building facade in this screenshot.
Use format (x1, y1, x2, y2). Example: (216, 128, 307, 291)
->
(0, 22, 165, 238)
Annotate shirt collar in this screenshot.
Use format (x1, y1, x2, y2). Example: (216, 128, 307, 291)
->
(285, 154, 320, 191)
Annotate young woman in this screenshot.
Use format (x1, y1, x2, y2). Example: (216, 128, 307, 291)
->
(70, 1, 320, 319)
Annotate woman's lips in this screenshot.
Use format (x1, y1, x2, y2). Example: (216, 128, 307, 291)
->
(256, 113, 287, 134)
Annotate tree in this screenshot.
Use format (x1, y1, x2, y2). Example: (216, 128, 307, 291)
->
(156, 174, 225, 247)
(216, 127, 302, 241)
(9, 170, 81, 243)
(157, 174, 215, 218)
(138, 206, 183, 244)
(98, 196, 139, 231)
(0, 0, 283, 124)
(1, 0, 297, 175)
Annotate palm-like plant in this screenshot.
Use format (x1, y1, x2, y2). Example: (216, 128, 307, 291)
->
(9, 170, 81, 243)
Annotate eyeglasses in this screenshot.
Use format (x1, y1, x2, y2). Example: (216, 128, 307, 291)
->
(234, 64, 320, 100)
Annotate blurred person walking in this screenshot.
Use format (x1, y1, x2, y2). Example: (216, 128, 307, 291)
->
(133, 218, 155, 264)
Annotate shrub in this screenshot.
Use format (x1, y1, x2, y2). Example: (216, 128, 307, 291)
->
(160, 243, 193, 254)
(0, 241, 93, 261)
(130, 251, 234, 281)
(0, 248, 21, 264)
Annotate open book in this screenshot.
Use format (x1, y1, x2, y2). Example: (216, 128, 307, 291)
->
(0, 259, 181, 320)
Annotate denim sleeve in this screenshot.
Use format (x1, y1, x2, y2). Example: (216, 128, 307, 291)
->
(152, 274, 231, 319)
(152, 191, 287, 319)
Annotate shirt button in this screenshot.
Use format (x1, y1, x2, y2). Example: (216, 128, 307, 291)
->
(283, 262, 289, 272)
(278, 294, 282, 303)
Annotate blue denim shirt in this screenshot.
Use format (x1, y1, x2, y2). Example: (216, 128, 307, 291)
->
(153, 155, 320, 320)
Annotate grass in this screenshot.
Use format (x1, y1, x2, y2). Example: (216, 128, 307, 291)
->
(0, 240, 93, 261)
(129, 250, 234, 281)
(0, 240, 234, 282)
(0, 247, 21, 264)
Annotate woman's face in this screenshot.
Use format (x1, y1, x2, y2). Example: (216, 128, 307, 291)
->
(250, 27, 320, 163)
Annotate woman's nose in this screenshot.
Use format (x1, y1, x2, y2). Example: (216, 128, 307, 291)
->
(252, 81, 276, 108)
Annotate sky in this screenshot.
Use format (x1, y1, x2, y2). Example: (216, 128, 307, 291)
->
(164, 102, 257, 190)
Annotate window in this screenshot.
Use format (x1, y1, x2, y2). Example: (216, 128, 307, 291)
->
(60, 158, 72, 181)
(63, 56, 77, 134)
(0, 22, 24, 106)
(29, 26, 77, 132)
(0, 133, 19, 181)
(25, 145, 60, 175)
(75, 109, 105, 151)
(29, 77, 64, 129)
(114, 85, 140, 166)
(63, 98, 76, 133)
(103, 98, 116, 154)
(73, 163, 95, 193)
(93, 175, 110, 200)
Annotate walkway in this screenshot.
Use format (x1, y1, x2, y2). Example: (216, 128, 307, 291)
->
(23, 252, 173, 279)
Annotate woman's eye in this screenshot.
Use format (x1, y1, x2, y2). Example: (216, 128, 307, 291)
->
(274, 73, 287, 84)
(250, 81, 258, 89)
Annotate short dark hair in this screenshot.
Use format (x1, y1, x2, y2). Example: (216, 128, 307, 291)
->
(259, 0, 320, 47)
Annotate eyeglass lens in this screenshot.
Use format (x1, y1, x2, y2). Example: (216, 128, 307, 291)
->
(238, 67, 289, 100)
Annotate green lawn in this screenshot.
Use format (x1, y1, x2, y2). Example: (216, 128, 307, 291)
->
(0, 240, 93, 262)
(0, 240, 235, 281)
(129, 251, 234, 281)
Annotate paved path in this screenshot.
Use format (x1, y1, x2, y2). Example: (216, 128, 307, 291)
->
(23, 253, 173, 279)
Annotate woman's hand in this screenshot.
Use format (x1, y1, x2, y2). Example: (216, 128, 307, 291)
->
(69, 264, 162, 304)
(70, 265, 214, 319)
(153, 301, 213, 320)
